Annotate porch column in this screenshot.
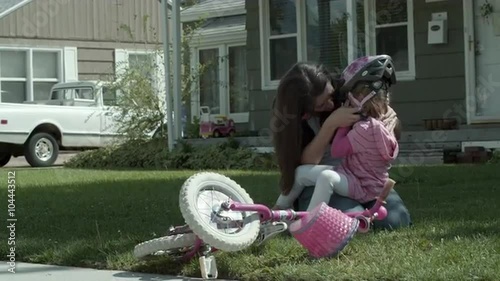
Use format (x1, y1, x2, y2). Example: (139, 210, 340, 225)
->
(161, 0, 174, 151)
(172, 0, 183, 141)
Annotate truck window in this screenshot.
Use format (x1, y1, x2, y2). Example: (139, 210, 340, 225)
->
(102, 87, 117, 106)
(51, 89, 73, 100)
(75, 87, 95, 100)
(50, 90, 60, 100)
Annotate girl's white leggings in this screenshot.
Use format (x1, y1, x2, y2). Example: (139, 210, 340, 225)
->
(275, 164, 349, 211)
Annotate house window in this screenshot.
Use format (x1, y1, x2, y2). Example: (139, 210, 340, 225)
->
(114, 49, 160, 83)
(113, 49, 163, 104)
(268, 0, 298, 81)
(0, 50, 26, 103)
(0, 48, 63, 103)
(260, 0, 300, 89)
(305, 0, 366, 74)
(128, 52, 158, 93)
(368, 0, 415, 78)
(192, 44, 249, 123)
(33, 51, 61, 101)
(259, 0, 415, 89)
(128, 53, 155, 79)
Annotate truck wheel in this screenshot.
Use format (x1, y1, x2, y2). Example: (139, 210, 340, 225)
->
(24, 133, 59, 167)
(0, 153, 11, 167)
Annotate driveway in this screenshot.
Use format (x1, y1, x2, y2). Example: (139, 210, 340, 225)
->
(3, 152, 78, 168)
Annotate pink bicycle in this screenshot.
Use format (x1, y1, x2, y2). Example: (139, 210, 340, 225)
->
(133, 172, 395, 279)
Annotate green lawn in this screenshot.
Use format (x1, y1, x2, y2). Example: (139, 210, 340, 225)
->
(0, 165, 499, 281)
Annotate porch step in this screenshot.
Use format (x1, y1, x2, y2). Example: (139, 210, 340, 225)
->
(398, 141, 461, 151)
(393, 148, 444, 165)
(250, 146, 445, 165)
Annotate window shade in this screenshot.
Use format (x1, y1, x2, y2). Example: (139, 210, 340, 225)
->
(306, 0, 365, 75)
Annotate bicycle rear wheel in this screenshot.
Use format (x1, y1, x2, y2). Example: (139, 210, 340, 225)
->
(133, 233, 198, 260)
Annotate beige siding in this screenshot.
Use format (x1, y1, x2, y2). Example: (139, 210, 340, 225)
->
(0, 0, 165, 44)
(77, 48, 115, 81)
(0, 37, 162, 81)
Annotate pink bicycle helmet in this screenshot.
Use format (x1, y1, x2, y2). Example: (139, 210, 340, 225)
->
(340, 54, 396, 93)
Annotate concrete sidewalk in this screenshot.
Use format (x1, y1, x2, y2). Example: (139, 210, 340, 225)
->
(0, 262, 234, 281)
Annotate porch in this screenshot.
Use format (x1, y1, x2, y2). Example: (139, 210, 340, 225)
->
(184, 126, 500, 164)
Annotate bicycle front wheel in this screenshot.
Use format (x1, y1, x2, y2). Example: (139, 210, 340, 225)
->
(179, 172, 261, 252)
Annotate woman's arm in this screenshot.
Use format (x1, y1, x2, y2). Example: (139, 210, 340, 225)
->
(330, 127, 353, 158)
(300, 107, 361, 164)
(301, 122, 338, 164)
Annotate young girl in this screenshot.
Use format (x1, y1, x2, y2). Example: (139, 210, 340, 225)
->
(274, 55, 400, 211)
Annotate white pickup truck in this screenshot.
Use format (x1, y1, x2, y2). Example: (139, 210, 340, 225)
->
(0, 81, 159, 168)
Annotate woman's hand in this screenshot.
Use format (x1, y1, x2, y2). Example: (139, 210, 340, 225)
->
(300, 105, 360, 165)
(324, 106, 361, 129)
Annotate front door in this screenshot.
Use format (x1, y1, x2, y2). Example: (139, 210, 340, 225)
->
(198, 48, 222, 116)
(192, 44, 250, 124)
(466, 0, 500, 122)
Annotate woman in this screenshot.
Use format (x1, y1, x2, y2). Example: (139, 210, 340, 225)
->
(271, 62, 411, 230)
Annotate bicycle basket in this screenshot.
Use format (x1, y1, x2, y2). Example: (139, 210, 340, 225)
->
(289, 202, 359, 258)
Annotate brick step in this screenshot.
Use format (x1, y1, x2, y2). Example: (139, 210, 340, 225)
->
(453, 149, 492, 163)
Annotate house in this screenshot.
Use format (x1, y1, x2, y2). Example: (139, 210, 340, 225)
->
(181, 0, 250, 126)
(0, 0, 173, 104)
(243, 0, 500, 155)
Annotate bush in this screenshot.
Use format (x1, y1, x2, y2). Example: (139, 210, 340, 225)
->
(64, 138, 170, 169)
(64, 138, 278, 171)
(487, 149, 500, 164)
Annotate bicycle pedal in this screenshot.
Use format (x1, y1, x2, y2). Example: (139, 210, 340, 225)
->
(255, 222, 288, 246)
(199, 255, 218, 280)
(167, 224, 191, 235)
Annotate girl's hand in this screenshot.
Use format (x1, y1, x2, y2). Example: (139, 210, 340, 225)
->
(325, 107, 361, 129)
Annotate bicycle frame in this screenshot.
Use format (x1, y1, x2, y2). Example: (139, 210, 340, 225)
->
(222, 196, 387, 232)
(177, 179, 395, 261)
(220, 178, 395, 232)
(178, 200, 386, 261)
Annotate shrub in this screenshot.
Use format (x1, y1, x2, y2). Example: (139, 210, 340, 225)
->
(64, 138, 278, 171)
(487, 149, 500, 164)
(64, 138, 170, 169)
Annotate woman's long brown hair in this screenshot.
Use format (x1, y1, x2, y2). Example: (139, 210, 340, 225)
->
(271, 63, 331, 195)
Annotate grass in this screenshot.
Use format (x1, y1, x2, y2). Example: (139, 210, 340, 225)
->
(0, 165, 499, 281)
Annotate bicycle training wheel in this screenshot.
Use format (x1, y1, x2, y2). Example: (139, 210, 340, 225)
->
(179, 172, 260, 252)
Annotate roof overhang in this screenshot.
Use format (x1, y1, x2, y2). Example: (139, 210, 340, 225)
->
(0, 0, 32, 20)
(189, 15, 246, 46)
(180, 0, 245, 23)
